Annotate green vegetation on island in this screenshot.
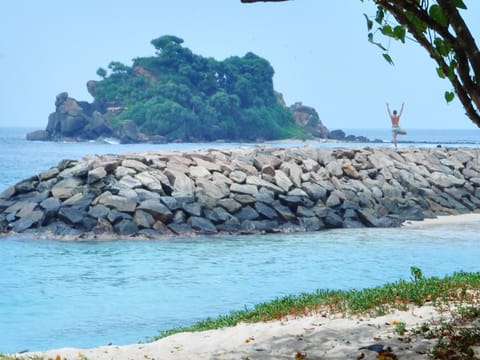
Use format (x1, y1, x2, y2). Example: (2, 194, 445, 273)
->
(92, 35, 306, 142)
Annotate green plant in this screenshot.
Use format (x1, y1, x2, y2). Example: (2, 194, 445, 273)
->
(410, 266, 423, 282)
(154, 270, 480, 341)
(394, 321, 406, 335)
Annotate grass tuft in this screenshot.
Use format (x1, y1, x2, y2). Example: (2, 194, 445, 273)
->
(154, 270, 480, 340)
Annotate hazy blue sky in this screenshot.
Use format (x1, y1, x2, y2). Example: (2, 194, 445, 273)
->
(1, 1, 479, 130)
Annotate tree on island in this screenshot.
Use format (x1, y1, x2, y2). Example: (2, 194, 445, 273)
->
(241, 0, 480, 126)
(93, 35, 302, 142)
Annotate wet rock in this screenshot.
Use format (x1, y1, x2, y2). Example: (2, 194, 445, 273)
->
(204, 207, 232, 223)
(428, 172, 465, 188)
(230, 183, 258, 196)
(0, 186, 15, 200)
(255, 202, 278, 220)
(168, 222, 194, 235)
(160, 196, 181, 211)
(97, 192, 137, 213)
(107, 210, 132, 224)
(88, 204, 110, 218)
(114, 219, 138, 235)
(299, 216, 324, 231)
(15, 178, 38, 194)
(133, 210, 155, 229)
(137, 199, 173, 222)
(12, 210, 44, 232)
(241, 219, 279, 232)
(51, 177, 84, 199)
(272, 201, 296, 221)
(217, 217, 241, 232)
(235, 206, 260, 221)
(165, 169, 195, 198)
(274, 170, 292, 192)
(230, 170, 247, 183)
(218, 198, 242, 213)
(58, 207, 86, 225)
(188, 216, 217, 233)
(87, 167, 107, 184)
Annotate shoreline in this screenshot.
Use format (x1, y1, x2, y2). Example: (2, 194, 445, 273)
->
(402, 212, 480, 228)
(2, 210, 480, 242)
(14, 303, 472, 359)
(1, 210, 479, 242)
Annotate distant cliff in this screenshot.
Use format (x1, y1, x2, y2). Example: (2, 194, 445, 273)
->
(27, 35, 332, 144)
(2, 146, 479, 240)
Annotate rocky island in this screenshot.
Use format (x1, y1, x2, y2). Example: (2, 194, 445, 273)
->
(25, 35, 374, 144)
(1, 145, 479, 240)
(26, 35, 336, 144)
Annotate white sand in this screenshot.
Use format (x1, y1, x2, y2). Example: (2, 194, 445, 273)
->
(402, 212, 480, 228)
(18, 305, 453, 360)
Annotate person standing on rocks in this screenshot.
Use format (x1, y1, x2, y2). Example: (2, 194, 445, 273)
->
(386, 102, 406, 149)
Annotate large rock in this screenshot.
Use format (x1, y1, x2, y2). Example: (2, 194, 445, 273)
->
(26, 130, 50, 141)
(51, 177, 83, 199)
(289, 102, 329, 138)
(137, 199, 173, 223)
(28, 92, 115, 142)
(115, 120, 145, 144)
(165, 169, 195, 199)
(96, 192, 137, 212)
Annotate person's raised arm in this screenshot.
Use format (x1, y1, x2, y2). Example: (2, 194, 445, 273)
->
(386, 102, 392, 116)
(399, 102, 405, 116)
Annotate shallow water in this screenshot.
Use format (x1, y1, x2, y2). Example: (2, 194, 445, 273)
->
(1, 127, 480, 352)
(1, 223, 479, 352)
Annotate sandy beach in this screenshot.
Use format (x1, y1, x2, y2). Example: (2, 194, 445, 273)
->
(12, 213, 480, 360)
(402, 212, 480, 228)
(18, 304, 455, 360)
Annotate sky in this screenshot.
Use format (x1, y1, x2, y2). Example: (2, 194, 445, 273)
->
(1, 0, 479, 131)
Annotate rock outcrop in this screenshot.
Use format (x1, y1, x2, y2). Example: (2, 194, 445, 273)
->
(25, 92, 146, 144)
(290, 102, 329, 138)
(2, 146, 479, 240)
(42, 92, 116, 141)
(27, 91, 333, 144)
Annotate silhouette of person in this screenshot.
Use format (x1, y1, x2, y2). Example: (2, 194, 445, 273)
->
(386, 102, 406, 149)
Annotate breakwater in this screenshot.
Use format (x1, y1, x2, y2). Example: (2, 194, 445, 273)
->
(1, 146, 479, 239)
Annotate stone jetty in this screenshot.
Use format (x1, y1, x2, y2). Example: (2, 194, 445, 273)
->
(1, 146, 479, 240)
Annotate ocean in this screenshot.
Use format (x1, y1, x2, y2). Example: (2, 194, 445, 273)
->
(1, 127, 480, 352)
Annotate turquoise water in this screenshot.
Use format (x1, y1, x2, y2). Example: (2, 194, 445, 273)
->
(1, 127, 480, 352)
(1, 226, 480, 352)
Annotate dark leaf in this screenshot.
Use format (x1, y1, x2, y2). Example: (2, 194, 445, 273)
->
(364, 14, 373, 31)
(383, 53, 394, 65)
(375, 6, 385, 24)
(434, 37, 451, 57)
(429, 5, 448, 27)
(394, 25, 406, 43)
(454, 0, 467, 9)
(436, 67, 446, 79)
(381, 25, 395, 37)
(445, 91, 455, 103)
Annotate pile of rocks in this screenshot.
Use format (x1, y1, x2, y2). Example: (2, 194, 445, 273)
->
(1, 146, 480, 239)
